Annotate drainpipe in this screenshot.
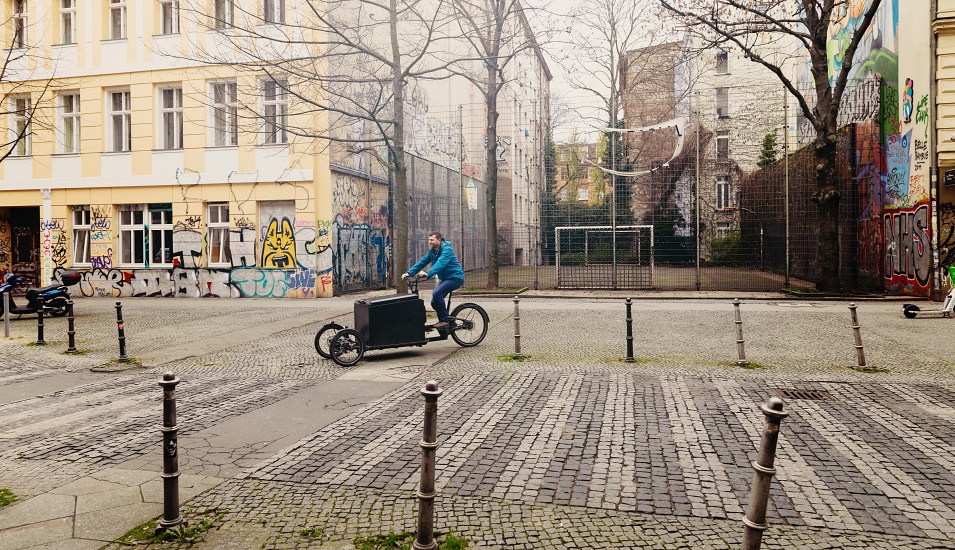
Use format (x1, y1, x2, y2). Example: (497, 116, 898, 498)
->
(932, 0, 942, 300)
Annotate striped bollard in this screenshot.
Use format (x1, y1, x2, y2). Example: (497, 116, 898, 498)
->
(625, 298, 634, 362)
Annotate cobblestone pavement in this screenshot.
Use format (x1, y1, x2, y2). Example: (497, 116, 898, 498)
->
(2, 295, 955, 548)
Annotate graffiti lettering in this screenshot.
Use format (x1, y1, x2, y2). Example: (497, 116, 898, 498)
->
(235, 217, 255, 229)
(41, 219, 64, 231)
(915, 95, 929, 139)
(174, 216, 202, 230)
(90, 248, 114, 270)
(884, 204, 931, 289)
(91, 218, 112, 231)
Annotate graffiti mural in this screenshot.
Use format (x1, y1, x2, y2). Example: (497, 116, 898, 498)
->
(262, 217, 296, 268)
(230, 267, 316, 298)
(939, 202, 955, 269)
(884, 203, 931, 292)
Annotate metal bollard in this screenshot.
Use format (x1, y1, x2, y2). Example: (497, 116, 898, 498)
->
(414, 380, 443, 550)
(742, 396, 788, 550)
(115, 301, 129, 363)
(66, 300, 77, 353)
(36, 298, 46, 345)
(625, 298, 634, 362)
(848, 303, 869, 370)
(157, 372, 184, 532)
(733, 298, 748, 366)
(3, 292, 10, 338)
(513, 296, 522, 358)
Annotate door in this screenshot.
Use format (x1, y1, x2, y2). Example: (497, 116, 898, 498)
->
(11, 207, 39, 291)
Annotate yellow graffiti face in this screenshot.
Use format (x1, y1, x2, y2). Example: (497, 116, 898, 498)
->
(263, 217, 297, 268)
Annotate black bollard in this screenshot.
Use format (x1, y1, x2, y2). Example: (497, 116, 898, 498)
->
(115, 301, 128, 362)
(66, 300, 77, 353)
(36, 298, 46, 345)
(157, 372, 184, 533)
(742, 396, 788, 550)
(513, 296, 522, 358)
(625, 298, 634, 362)
(414, 380, 443, 550)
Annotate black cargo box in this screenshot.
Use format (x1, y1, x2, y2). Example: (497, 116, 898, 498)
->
(354, 294, 427, 348)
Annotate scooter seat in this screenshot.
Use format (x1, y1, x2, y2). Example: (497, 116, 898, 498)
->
(26, 284, 64, 301)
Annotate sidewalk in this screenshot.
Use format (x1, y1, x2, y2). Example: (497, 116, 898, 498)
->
(1, 295, 954, 549)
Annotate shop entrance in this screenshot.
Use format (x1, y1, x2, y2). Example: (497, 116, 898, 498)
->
(10, 207, 40, 291)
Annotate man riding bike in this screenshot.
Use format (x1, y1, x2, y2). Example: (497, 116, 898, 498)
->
(401, 231, 464, 329)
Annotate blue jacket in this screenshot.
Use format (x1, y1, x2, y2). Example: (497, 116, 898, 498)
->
(408, 240, 465, 282)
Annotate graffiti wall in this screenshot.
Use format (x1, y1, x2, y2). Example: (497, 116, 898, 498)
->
(0, 210, 10, 282)
(331, 170, 390, 292)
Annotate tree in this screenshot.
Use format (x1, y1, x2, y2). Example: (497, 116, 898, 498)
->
(757, 130, 778, 168)
(661, 0, 882, 290)
(451, 0, 550, 289)
(179, 0, 455, 293)
(1, 15, 57, 165)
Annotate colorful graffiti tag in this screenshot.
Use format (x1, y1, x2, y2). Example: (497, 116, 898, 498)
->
(883, 203, 931, 292)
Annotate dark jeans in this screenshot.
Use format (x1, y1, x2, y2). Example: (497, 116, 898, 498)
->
(432, 279, 464, 322)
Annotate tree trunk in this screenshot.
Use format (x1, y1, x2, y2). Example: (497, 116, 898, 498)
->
(391, 0, 409, 294)
(485, 68, 500, 290)
(812, 129, 840, 291)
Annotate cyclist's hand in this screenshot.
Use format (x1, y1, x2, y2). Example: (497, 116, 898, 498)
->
(418, 271, 429, 279)
(401, 273, 409, 281)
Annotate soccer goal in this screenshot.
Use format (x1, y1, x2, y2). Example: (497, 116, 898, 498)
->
(555, 226, 654, 290)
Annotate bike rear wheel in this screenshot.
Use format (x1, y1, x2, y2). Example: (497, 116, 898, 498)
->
(315, 322, 344, 358)
(450, 303, 488, 347)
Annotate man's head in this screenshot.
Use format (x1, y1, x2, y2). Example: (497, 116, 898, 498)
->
(428, 232, 442, 249)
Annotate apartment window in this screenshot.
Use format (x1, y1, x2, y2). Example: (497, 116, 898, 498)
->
(119, 208, 145, 266)
(560, 188, 568, 201)
(716, 222, 731, 239)
(160, 86, 183, 149)
(108, 90, 131, 152)
(215, 0, 234, 29)
(58, 93, 81, 153)
(716, 130, 729, 159)
(715, 51, 728, 74)
(212, 82, 238, 146)
(60, 0, 76, 44)
(577, 188, 588, 201)
(716, 87, 729, 118)
(716, 178, 731, 210)
(72, 207, 91, 266)
(208, 203, 231, 266)
(264, 0, 285, 23)
(160, 0, 179, 34)
(109, 0, 126, 39)
(262, 79, 288, 144)
(149, 206, 173, 266)
(10, 96, 31, 156)
(12, 0, 26, 48)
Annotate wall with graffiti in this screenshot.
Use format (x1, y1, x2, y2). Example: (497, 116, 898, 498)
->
(0, 210, 10, 283)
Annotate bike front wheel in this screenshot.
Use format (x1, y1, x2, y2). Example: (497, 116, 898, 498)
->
(450, 303, 489, 347)
(330, 328, 365, 367)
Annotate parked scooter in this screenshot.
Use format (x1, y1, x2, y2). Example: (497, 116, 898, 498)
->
(0, 271, 81, 318)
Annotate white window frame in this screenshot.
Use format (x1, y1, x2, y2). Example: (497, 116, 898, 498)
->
(159, 86, 183, 150)
(60, 0, 76, 44)
(263, 0, 285, 23)
(58, 92, 81, 154)
(10, 96, 31, 156)
(716, 178, 731, 210)
(716, 130, 729, 160)
(262, 79, 288, 145)
(149, 207, 173, 267)
(577, 188, 588, 201)
(716, 222, 731, 240)
(160, 0, 179, 34)
(119, 207, 146, 267)
(108, 89, 131, 152)
(12, 0, 27, 49)
(715, 51, 728, 75)
(207, 203, 231, 266)
(109, 0, 126, 39)
(214, 0, 234, 29)
(716, 87, 729, 118)
(72, 207, 91, 266)
(211, 81, 238, 146)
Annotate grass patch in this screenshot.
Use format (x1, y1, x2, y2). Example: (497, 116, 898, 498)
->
(717, 360, 769, 370)
(111, 357, 142, 366)
(300, 526, 325, 539)
(113, 508, 223, 546)
(26, 341, 52, 347)
(62, 349, 89, 355)
(354, 531, 468, 549)
(497, 353, 532, 362)
(620, 356, 651, 364)
(0, 488, 17, 507)
(851, 364, 891, 373)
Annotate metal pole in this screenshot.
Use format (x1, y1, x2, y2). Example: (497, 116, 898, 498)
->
(695, 91, 701, 291)
(625, 298, 634, 362)
(733, 298, 748, 366)
(116, 301, 128, 363)
(414, 380, 443, 550)
(36, 299, 45, 345)
(742, 396, 788, 550)
(157, 372, 184, 532)
(66, 300, 76, 353)
(459, 104, 465, 273)
(513, 296, 522, 358)
(3, 292, 9, 338)
(783, 90, 790, 287)
(848, 303, 869, 370)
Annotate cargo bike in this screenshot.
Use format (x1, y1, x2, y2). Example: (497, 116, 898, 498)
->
(315, 275, 489, 367)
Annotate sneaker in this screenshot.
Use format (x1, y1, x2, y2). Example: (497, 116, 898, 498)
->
(435, 321, 450, 329)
